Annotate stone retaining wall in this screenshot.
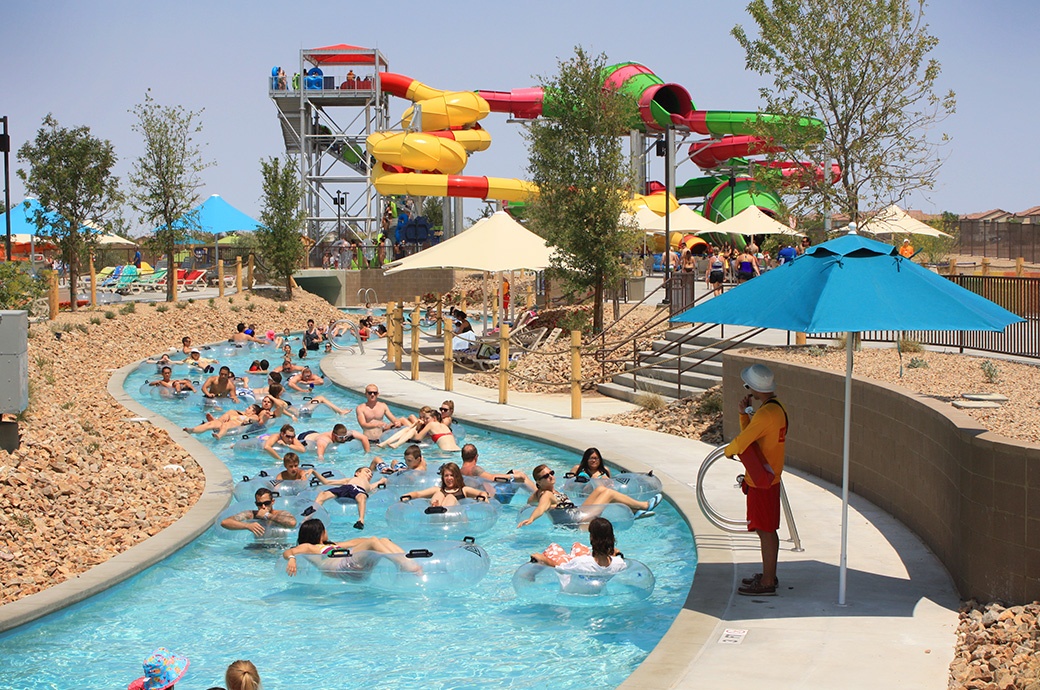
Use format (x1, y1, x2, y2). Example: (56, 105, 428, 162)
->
(724, 352, 1040, 603)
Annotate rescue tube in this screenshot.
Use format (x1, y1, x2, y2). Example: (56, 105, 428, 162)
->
(463, 474, 529, 505)
(511, 559, 655, 605)
(385, 497, 500, 537)
(562, 472, 663, 504)
(281, 537, 491, 592)
(516, 503, 636, 531)
(217, 498, 329, 547)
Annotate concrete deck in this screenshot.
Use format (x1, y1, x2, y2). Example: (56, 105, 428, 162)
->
(321, 331, 960, 689)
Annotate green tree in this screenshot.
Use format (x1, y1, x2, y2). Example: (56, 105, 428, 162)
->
(732, 0, 956, 224)
(17, 114, 121, 311)
(257, 157, 306, 296)
(915, 210, 959, 264)
(525, 47, 640, 333)
(0, 262, 48, 315)
(127, 91, 212, 302)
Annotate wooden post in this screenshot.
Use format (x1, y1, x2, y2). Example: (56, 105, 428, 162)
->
(89, 255, 97, 308)
(492, 295, 499, 329)
(386, 301, 396, 362)
(235, 256, 243, 292)
(1016, 257, 1024, 277)
(247, 253, 254, 290)
(443, 321, 454, 391)
(948, 258, 956, 276)
(410, 305, 420, 381)
(498, 323, 510, 404)
(436, 293, 443, 337)
(218, 260, 225, 298)
(394, 302, 404, 371)
(570, 330, 582, 419)
(796, 333, 806, 346)
(48, 271, 59, 320)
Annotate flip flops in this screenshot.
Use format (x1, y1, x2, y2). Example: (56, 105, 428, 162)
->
(634, 493, 662, 519)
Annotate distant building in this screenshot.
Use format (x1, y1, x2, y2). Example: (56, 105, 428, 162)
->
(962, 209, 1012, 222)
(1013, 206, 1040, 224)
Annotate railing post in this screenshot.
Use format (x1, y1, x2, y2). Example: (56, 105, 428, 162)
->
(443, 321, 454, 391)
(570, 329, 582, 419)
(410, 305, 420, 381)
(982, 257, 990, 276)
(1016, 257, 1024, 277)
(89, 255, 97, 308)
(235, 256, 243, 292)
(436, 293, 443, 337)
(386, 300, 396, 363)
(247, 253, 254, 290)
(218, 259, 225, 298)
(498, 323, 510, 404)
(48, 270, 59, 319)
(948, 258, 956, 276)
(394, 302, 404, 371)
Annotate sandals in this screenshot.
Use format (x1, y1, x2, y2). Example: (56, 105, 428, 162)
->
(634, 493, 662, 519)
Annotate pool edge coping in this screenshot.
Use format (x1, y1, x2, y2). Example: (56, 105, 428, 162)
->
(0, 362, 234, 634)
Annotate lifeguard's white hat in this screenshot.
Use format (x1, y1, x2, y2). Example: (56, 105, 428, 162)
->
(741, 364, 776, 393)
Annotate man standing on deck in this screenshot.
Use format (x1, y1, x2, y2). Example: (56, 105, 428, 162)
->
(724, 364, 788, 596)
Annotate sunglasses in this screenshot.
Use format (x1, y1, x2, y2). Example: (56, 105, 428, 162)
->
(333, 434, 348, 442)
(255, 500, 273, 507)
(743, 383, 750, 390)
(537, 470, 555, 481)
(439, 407, 449, 413)
(284, 433, 296, 439)
(366, 391, 378, 396)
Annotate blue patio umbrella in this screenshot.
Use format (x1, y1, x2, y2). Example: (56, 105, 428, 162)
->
(674, 232, 1024, 604)
(170, 194, 260, 234)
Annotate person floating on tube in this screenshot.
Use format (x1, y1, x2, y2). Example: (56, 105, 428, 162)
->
(724, 364, 788, 596)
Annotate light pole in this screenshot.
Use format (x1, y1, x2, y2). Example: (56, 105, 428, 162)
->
(334, 190, 347, 242)
(2, 116, 11, 263)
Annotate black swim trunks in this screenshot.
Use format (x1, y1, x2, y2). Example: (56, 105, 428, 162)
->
(328, 484, 368, 500)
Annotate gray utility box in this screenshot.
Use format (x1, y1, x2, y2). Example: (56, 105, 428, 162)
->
(0, 311, 29, 414)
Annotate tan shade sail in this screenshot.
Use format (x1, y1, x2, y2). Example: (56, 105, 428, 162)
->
(384, 211, 555, 274)
(627, 205, 717, 235)
(707, 205, 804, 237)
(856, 204, 952, 238)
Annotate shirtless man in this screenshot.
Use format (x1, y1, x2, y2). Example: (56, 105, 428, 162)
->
(263, 424, 307, 461)
(356, 384, 404, 441)
(179, 336, 194, 356)
(183, 348, 218, 372)
(274, 357, 305, 375)
(371, 444, 426, 475)
(459, 443, 534, 490)
(311, 466, 387, 530)
(149, 366, 197, 394)
(220, 487, 297, 538)
(231, 322, 264, 344)
(298, 422, 371, 460)
(201, 366, 239, 403)
(288, 367, 325, 393)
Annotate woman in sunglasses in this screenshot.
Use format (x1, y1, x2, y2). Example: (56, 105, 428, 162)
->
(517, 464, 661, 528)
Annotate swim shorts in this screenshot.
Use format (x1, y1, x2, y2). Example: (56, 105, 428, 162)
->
(745, 482, 781, 532)
(328, 484, 369, 500)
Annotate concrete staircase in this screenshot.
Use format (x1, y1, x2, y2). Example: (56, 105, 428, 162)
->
(597, 326, 773, 404)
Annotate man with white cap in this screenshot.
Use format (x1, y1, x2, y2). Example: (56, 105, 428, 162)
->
(724, 363, 788, 596)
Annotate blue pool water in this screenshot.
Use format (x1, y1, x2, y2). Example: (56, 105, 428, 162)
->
(0, 344, 696, 689)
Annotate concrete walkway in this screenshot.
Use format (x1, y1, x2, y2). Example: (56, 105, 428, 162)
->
(321, 331, 960, 689)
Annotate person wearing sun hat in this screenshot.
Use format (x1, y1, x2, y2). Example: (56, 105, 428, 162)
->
(724, 364, 788, 597)
(128, 647, 189, 690)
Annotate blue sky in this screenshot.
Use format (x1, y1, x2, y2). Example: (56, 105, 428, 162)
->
(2, 0, 1037, 230)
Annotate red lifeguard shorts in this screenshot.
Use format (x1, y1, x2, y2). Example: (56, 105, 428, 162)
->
(746, 482, 781, 532)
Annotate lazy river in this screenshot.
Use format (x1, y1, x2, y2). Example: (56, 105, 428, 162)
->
(0, 343, 697, 689)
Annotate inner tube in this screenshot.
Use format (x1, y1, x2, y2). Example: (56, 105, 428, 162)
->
(382, 469, 440, 491)
(463, 475, 529, 505)
(216, 497, 329, 547)
(138, 382, 197, 401)
(385, 498, 500, 537)
(562, 472, 662, 504)
(511, 559, 655, 605)
(281, 537, 491, 592)
(233, 465, 340, 502)
(516, 503, 635, 531)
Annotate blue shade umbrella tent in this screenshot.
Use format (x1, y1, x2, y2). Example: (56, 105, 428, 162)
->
(173, 195, 260, 234)
(674, 232, 1024, 604)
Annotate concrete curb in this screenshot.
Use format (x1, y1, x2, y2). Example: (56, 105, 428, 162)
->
(0, 361, 234, 634)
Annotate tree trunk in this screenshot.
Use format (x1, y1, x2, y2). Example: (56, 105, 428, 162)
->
(592, 275, 604, 334)
(285, 274, 293, 298)
(166, 235, 176, 302)
(68, 253, 79, 313)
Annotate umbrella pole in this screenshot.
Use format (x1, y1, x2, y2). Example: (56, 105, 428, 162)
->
(839, 330, 854, 606)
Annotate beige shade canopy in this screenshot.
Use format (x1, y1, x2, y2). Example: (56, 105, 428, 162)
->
(94, 233, 138, 248)
(383, 210, 555, 274)
(628, 205, 717, 235)
(855, 204, 952, 238)
(706, 205, 804, 237)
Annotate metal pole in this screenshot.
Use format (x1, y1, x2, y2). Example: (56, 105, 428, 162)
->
(838, 330, 854, 605)
(2, 116, 11, 262)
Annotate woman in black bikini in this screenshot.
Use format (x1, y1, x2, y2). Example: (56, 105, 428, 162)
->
(282, 518, 419, 576)
(400, 462, 488, 506)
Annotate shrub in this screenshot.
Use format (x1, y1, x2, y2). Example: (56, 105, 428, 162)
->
(156, 304, 169, 313)
(908, 357, 928, 369)
(696, 388, 724, 415)
(898, 337, 923, 353)
(246, 303, 256, 312)
(119, 303, 136, 315)
(277, 305, 287, 314)
(0, 262, 48, 315)
(230, 305, 241, 313)
(75, 324, 88, 334)
(175, 302, 188, 310)
(980, 360, 1000, 384)
(806, 345, 828, 357)
(104, 311, 116, 320)
(635, 392, 666, 412)
(89, 316, 101, 325)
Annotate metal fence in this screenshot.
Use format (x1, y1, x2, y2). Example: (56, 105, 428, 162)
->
(810, 275, 1040, 359)
(957, 219, 1040, 263)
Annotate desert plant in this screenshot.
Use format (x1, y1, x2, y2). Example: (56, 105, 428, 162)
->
(89, 316, 101, 325)
(277, 305, 287, 314)
(246, 303, 256, 312)
(75, 324, 88, 334)
(635, 391, 666, 412)
(806, 345, 828, 357)
(156, 304, 169, 313)
(696, 388, 724, 415)
(898, 337, 923, 353)
(908, 357, 929, 369)
(119, 303, 136, 315)
(980, 360, 1000, 384)
(230, 305, 241, 313)
(103, 310, 115, 320)
(175, 301, 188, 310)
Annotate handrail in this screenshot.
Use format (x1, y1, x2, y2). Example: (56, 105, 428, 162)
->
(328, 319, 365, 355)
(696, 445, 802, 551)
(356, 287, 377, 304)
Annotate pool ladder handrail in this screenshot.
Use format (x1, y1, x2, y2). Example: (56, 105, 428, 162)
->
(696, 445, 803, 551)
(328, 319, 365, 355)
(356, 288, 377, 305)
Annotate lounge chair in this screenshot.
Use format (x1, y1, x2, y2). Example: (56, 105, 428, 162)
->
(179, 269, 207, 291)
(539, 327, 564, 351)
(97, 265, 124, 290)
(129, 268, 167, 293)
(100, 266, 138, 294)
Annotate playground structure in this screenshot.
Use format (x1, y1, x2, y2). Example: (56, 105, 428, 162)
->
(270, 45, 833, 249)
